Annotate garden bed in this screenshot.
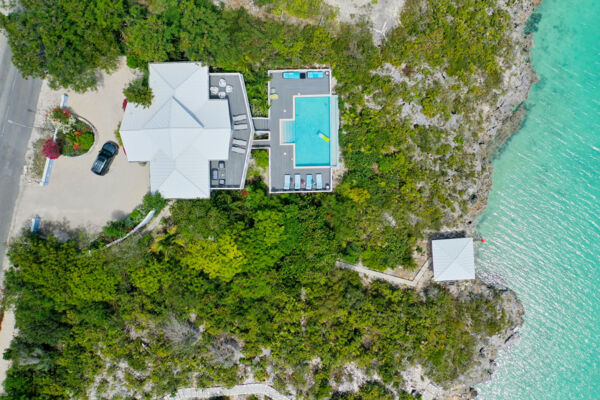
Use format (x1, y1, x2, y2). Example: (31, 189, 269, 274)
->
(49, 107, 96, 157)
(90, 192, 168, 248)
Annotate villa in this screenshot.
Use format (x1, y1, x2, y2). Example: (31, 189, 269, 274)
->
(120, 62, 339, 199)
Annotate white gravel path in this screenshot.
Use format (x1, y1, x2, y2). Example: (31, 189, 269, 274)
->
(164, 383, 291, 400)
(337, 260, 430, 288)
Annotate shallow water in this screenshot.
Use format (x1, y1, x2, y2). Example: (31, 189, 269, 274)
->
(474, 0, 600, 398)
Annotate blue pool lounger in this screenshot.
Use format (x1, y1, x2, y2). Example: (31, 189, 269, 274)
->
(294, 174, 301, 189)
(316, 173, 323, 189)
(283, 71, 300, 79)
(306, 174, 313, 190)
(307, 71, 325, 78)
(284, 174, 291, 190)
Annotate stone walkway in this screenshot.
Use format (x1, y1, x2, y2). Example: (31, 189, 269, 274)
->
(164, 383, 291, 400)
(337, 259, 431, 288)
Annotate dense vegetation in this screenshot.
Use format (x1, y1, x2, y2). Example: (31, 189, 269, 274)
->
(1, 0, 518, 398)
(4, 183, 505, 398)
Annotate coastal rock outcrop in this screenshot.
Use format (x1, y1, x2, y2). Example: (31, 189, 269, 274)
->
(401, 279, 525, 400)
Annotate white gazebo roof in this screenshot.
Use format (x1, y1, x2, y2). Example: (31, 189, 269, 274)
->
(120, 62, 231, 199)
(432, 238, 475, 281)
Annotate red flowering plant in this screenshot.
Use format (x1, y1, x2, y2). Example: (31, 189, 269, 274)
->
(47, 106, 95, 156)
(42, 139, 61, 159)
(49, 107, 72, 125)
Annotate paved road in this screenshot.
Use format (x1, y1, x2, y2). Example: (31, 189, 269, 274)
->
(0, 34, 42, 277)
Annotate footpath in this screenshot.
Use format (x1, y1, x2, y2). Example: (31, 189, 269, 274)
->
(337, 259, 431, 289)
(164, 383, 291, 400)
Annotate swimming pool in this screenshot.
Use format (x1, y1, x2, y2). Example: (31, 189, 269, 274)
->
(283, 95, 337, 167)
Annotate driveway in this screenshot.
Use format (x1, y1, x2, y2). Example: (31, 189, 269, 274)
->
(13, 58, 149, 234)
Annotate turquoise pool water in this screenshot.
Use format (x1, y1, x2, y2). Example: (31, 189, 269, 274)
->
(290, 96, 331, 167)
(475, 0, 600, 398)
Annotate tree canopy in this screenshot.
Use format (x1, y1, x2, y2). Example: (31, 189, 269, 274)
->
(3, 182, 507, 398)
(0, 0, 125, 91)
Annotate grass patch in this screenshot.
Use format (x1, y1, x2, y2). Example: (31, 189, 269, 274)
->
(30, 136, 51, 180)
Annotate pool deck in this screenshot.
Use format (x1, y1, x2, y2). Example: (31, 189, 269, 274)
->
(253, 70, 337, 193)
(208, 73, 254, 190)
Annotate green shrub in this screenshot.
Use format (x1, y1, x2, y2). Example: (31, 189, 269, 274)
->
(103, 220, 129, 239)
(124, 78, 154, 107)
(252, 149, 269, 169)
(114, 122, 123, 146)
(142, 191, 167, 213)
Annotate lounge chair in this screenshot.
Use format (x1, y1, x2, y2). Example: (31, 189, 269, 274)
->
(283, 174, 291, 190)
(316, 173, 323, 190)
(233, 124, 248, 131)
(294, 174, 301, 190)
(231, 146, 246, 154)
(232, 114, 247, 122)
(306, 174, 313, 190)
(232, 138, 247, 146)
(283, 71, 300, 79)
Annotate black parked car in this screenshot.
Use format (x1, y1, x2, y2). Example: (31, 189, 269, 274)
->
(91, 141, 119, 175)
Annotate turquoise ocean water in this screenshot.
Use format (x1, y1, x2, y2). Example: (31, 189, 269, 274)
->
(475, 0, 600, 398)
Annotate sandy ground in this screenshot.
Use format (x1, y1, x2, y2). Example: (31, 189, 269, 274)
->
(0, 58, 149, 389)
(0, 311, 15, 389)
(323, 0, 405, 42)
(13, 58, 149, 235)
(221, 0, 405, 43)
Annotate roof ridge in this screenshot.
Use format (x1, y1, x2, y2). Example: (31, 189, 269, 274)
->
(143, 98, 173, 130)
(435, 239, 471, 279)
(451, 240, 473, 276)
(171, 96, 205, 128)
(172, 166, 209, 198)
(150, 64, 176, 91)
(150, 151, 176, 189)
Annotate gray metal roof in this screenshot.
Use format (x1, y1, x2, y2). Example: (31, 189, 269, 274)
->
(120, 62, 232, 199)
(432, 238, 475, 281)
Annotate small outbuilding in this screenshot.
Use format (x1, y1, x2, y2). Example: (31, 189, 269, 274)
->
(431, 238, 475, 281)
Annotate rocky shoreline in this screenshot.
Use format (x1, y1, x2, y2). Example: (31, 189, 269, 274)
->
(462, 0, 542, 238)
(401, 279, 525, 400)
(401, 1, 543, 399)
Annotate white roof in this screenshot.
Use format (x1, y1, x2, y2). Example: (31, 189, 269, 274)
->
(432, 238, 475, 281)
(120, 62, 231, 199)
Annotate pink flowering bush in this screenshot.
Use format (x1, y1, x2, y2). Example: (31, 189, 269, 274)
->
(42, 139, 61, 159)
